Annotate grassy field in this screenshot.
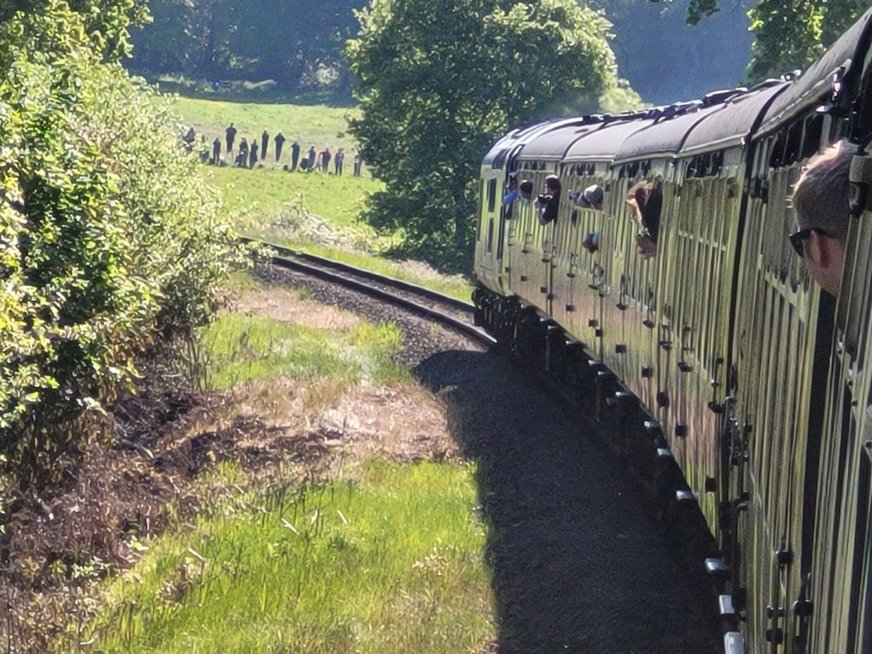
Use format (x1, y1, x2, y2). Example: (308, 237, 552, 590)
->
(86, 460, 493, 654)
(67, 271, 495, 653)
(171, 96, 361, 160)
(203, 292, 408, 390)
(171, 95, 473, 301)
(201, 164, 377, 234)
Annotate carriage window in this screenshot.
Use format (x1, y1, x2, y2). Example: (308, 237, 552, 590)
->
(477, 179, 485, 242)
(802, 114, 824, 160)
(487, 179, 497, 212)
(491, 149, 509, 169)
(785, 121, 803, 166)
(769, 133, 787, 168)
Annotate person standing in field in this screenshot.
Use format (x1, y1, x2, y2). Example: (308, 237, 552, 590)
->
(291, 140, 302, 171)
(306, 146, 316, 172)
(211, 137, 221, 165)
(320, 147, 332, 173)
(353, 150, 362, 177)
(261, 129, 269, 161)
(183, 126, 196, 152)
(225, 122, 237, 153)
(334, 148, 344, 175)
(249, 140, 259, 168)
(274, 131, 286, 162)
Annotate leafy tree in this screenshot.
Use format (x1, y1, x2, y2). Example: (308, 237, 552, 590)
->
(346, 0, 617, 271)
(746, 0, 824, 81)
(0, 0, 148, 60)
(0, 2, 238, 484)
(128, 0, 367, 92)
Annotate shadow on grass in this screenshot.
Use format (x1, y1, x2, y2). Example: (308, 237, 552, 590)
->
(413, 349, 720, 654)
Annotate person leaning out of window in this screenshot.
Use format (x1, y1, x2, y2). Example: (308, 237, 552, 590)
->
(537, 175, 561, 225)
(789, 140, 852, 296)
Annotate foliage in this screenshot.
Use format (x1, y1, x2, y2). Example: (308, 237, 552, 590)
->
(746, 0, 824, 81)
(0, 0, 148, 61)
(0, 3, 238, 484)
(128, 0, 367, 94)
(346, 0, 617, 272)
(648, 0, 869, 83)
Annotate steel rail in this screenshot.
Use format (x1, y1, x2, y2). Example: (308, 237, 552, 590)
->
(254, 243, 495, 348)
(242, 237, 474, 312)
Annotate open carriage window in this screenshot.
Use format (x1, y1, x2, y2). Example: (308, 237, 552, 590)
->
(487, 179, 497, 213)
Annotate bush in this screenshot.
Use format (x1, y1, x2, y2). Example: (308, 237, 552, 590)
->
(0, 4, 240, 485)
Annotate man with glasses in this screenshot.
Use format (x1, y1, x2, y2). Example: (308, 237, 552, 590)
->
(790, 140, 853, 296)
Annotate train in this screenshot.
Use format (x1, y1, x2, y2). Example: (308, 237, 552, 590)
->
(472, 7, 872, 653)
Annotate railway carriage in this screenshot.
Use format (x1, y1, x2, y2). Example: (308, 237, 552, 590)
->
(473, 6, 872, 652)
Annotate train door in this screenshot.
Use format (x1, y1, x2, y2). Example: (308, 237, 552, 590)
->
(734, 121, 829, 652)
(651, 174, 678, 460)
(661, 155, 737, 533)
(806, 148, 872, 653)
(656, 171, 690, 474)
(480, 175, 499, 280)
(548, 185, 573, 319)
(622, 162, 667, 412)
(600, 165, 633, 379)
(508, 167, 543, 308)
(551, 170, 592, 335)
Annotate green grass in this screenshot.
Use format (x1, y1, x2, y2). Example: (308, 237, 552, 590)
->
(203, 309, 409, 390)
(83, 460, 495, 654)
(171, 96, 361, 159)
(172, 95, 473, 301)
(199, 164, 381, 234)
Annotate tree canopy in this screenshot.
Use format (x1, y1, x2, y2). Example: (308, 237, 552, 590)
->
(346, 0, 617, 271)
(128, 0, 367, 94)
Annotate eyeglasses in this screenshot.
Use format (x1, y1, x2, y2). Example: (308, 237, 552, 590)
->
(788, 227, 831, 257)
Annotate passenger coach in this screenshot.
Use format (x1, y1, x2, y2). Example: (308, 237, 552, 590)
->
(473, 7, 872, 652)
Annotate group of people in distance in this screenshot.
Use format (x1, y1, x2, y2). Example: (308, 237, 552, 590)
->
(185, 123, 364, 176)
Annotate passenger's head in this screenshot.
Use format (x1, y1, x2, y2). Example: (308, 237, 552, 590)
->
(545, 175, 561, 193)
(519, 180, 533, 199)
(627, 181, 648, 206)
(790, 140, 853, 295)
(577, 184, 604, 210)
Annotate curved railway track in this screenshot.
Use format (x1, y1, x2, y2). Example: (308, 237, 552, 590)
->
(243, 238, 722, 650)
(248, 238, 495, 348)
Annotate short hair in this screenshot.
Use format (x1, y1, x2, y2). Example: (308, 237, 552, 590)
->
(582, 184, 603, 206)
(519, 180, 533, 197)
(792, 140, 853, 242)
(545, 174, 561, 192)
